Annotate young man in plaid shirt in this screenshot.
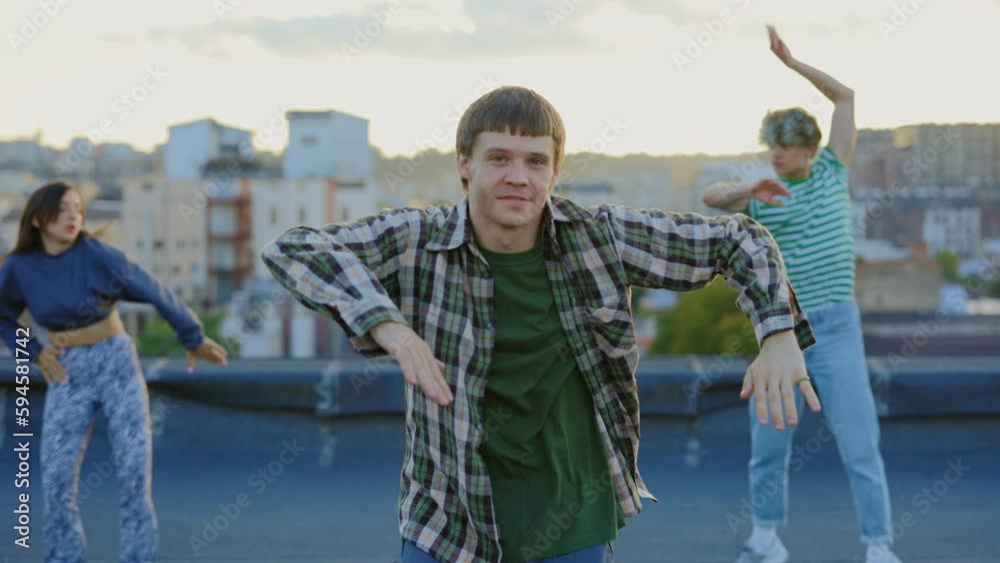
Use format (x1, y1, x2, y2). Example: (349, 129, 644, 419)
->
(262, 86, 820, 563)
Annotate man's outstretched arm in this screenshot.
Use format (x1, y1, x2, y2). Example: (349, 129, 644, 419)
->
(607, 206, 820, 429)
(768, 25, 857, 167)
(260, 208, 453, 406)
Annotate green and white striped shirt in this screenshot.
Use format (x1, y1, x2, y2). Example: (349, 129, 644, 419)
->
(748, 146, 855, 312)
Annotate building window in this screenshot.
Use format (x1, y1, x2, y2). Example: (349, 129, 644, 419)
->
(143, 182, 153, 191)
(301, 135, 317, 145)
(270, 208, 278, 225)
(172, 265, 181, 274)
(177, 240, 185, 249)
(154, 239, 164, 249)
(299, 207, 307, 223)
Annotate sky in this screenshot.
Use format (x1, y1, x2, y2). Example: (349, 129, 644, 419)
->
(2, 0, 999, 157)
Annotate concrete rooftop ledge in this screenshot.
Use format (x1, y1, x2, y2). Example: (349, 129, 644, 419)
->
(6, 356, 999, 418)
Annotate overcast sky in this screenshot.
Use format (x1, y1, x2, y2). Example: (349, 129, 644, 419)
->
(3, 0, 999, 156)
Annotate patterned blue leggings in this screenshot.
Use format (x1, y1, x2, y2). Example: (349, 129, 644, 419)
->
(41, 331, 156, 563)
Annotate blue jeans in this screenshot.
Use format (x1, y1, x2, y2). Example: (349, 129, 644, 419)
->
(747, 299, 893, 546)
(398, 539, 615, 562)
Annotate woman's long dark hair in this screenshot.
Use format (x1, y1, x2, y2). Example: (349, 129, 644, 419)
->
(3, 180, 108, 260)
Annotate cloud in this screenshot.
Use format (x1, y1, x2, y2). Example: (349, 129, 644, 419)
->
(147, 0, 606, 60)
(145, 0, 883, 61)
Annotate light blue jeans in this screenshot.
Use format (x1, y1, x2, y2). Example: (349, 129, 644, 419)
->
(398, 539, 614, 562)
(747, 299, 893, 546)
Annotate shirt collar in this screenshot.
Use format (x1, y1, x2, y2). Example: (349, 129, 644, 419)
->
(425, 194, 596, 253)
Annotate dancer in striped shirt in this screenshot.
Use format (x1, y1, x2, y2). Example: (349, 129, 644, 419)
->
(704, 26, 901, 563)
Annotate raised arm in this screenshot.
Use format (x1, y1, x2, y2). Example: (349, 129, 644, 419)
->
(768, 25, 856, 166)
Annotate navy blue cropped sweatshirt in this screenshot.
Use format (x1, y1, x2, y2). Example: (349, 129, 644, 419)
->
(0, 235, 204, 362)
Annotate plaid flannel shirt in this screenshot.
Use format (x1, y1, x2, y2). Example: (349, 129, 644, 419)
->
(261, 195, 814, 562)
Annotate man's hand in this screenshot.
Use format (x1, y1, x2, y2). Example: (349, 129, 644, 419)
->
(371, 322, 453, 406)
(186, 337, 229, 374)
(750, 178, 792, 206)
(767, 25, 795, 66)
(38, 344, 68, 385)
(739, 330, 821, 429)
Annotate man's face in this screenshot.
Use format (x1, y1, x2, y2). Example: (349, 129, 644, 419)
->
(769, 144, 817, 179)
(459, 129, 559, 235)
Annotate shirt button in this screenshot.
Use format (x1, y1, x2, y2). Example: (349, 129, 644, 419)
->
(486, 323, 494, 331)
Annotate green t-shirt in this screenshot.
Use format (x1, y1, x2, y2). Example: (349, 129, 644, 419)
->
(478, 237, 625, 562)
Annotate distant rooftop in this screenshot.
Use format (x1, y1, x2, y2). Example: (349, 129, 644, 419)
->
(286, 109, 369, 122)
(168, 116, 251, 133)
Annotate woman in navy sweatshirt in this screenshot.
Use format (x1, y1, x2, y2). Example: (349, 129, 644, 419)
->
(0, 180, 229, 562)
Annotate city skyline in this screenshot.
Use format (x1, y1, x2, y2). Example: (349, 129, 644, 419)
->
(3, 0, 1000, 157)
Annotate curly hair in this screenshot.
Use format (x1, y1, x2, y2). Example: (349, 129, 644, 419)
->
(759, 107, 821, 148)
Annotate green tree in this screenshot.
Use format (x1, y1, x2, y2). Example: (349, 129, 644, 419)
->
(135, 309, 237, 357)
(649, 277, 758, 356)
(936, 250, 960, 283)
(989, 277, 1000, 299)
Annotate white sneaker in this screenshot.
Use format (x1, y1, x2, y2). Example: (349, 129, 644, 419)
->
(734, 535, 789, 563)
(865, 546, 903, 563)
